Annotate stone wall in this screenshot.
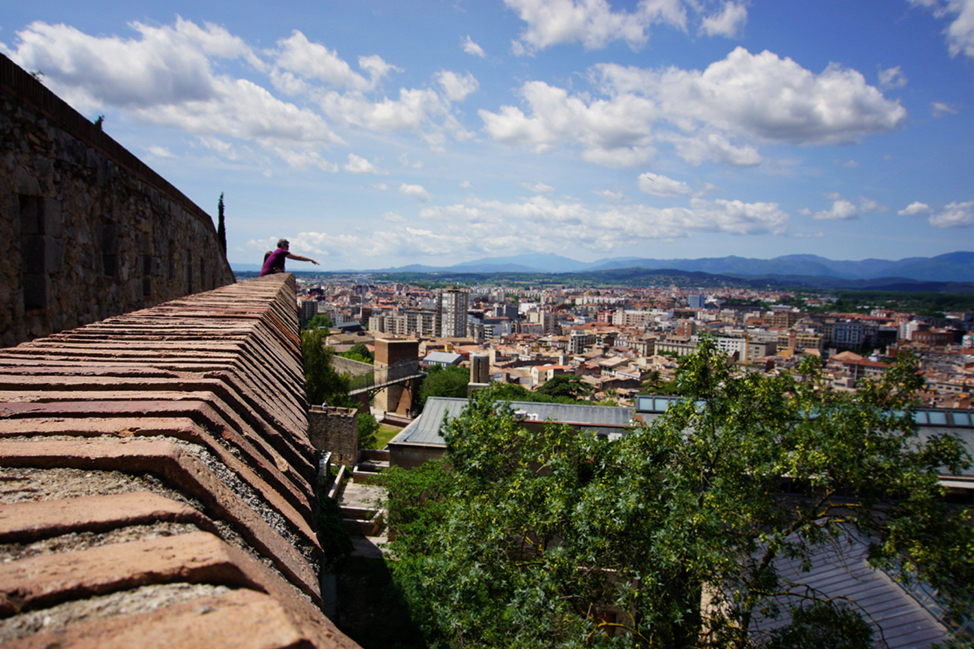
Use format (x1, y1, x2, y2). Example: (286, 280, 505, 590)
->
(0, 54, 235, 347)
(308, 405, 359, 466)
(0, 274, 361, 648)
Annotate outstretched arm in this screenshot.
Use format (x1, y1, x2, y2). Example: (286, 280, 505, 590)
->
(286, 252, 319, 265)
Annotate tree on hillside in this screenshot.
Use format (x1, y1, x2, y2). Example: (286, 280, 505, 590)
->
(301, 328, 354, 408)
(418, 364, 468, 407)
(217, 192, 226, 254)
(385, 340, 973, 648)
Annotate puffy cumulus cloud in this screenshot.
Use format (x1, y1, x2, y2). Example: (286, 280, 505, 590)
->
(417, 194, 786, 254)
(662, 131, 761, 166)
(321, 87, 448, 131)
(638, 171, 691, 197)
(132, 76, 344, 147)
(400, 183, 431, 201)
(462, 35, 486, 57)
(812, 199, 858, 220)
(929, 201, 974, 227)
(383, 211, 406, 223)
(698, 2, 748, 38)
(898, 201, 932, 215)
(272, 31, 395, 91)
(436, 70, 479, 102)
(9, 19, 345, 154)
(908, 0, 974, 58)
(481, 47, 902, 167)
(480, 80, 658, 155)
(505, 0, 750, 53)
(344, 153, 381, 174)
(594, 48, 906, 146)
(878, 65, 908, 90)
(10, 18, 253, 110)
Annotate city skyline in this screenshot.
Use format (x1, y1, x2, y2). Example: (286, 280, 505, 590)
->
(2, 0, 972, 269)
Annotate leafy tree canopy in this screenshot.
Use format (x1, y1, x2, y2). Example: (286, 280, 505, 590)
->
(357, 411, 380, 450)
(535, 373, 591, 402)
(385, 339, 973, 648)
(306, 314, 334, 330)
(418, 364, 468, 407)
(341, 342, 374, 365)
(301, 328, 355, 408)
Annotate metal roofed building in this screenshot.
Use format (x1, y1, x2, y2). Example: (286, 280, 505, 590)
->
(387, 397, 635, 468)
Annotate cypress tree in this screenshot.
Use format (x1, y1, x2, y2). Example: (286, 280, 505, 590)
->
(217, 193, 226, 254)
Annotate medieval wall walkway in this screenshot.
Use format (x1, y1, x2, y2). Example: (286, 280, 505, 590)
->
(0, 274, 361, 648)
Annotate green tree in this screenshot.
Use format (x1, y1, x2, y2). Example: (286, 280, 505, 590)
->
(535, 373, 590, 401)
(357, 411, 380, 450)
(341, 342, 374, 364)
(217, 192, 226, 255)
(306, 314, 334, 331)
(301, 328, 354, 408)
(418, 364, 469, 407)
(386, 340, 972, 648)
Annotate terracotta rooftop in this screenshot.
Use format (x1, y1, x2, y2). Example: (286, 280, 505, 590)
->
(0, 274, 360, 648)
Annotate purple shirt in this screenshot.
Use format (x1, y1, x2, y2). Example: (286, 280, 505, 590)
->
(259, 247, 288, 276)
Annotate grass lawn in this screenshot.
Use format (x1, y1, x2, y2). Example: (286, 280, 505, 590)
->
(375, 424, 401, 449)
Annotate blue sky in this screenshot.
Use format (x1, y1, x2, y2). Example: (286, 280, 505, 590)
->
(2, 0, 972, 270)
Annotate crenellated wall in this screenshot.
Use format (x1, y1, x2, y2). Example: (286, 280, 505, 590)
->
(0, 53, 235, 348)
(0, 274, 361, 648)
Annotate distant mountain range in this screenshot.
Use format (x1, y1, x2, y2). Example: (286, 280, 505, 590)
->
(232, 251, 973, 286)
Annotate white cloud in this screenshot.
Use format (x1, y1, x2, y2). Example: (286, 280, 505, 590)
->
(929, 200, 974, 227)
(878, 65, 908, 90)
(436, 70, 479, 102)
(400, 183, 431, 201)
(344, 153, 381, 174)
(272, 31, 394, 90)
(593, 48, 906, 146)
(9, 19, 345, 156)
(841, 159, 859, 168)
(321, 87, 447, 131)
(698, 2, 748, 38)
(504, 0, 683, 53)
(460, 180, 474, 189)
(858, 197, 887, 213)
(383, 211, 406, 223)
(147, 146, 175, 158)
(932, 101, 958, 117)
(593, 188, 626, 201)
(462, 35, 486, 57)
(813, 199, 859, 220)
(908, 0, 974, 58)
(480, 47, 903, 168)
(898, 201, 932, 215)
(400, 153, 424, 169)
(520, 181, 555, 192)
(638, 171, 691, 197)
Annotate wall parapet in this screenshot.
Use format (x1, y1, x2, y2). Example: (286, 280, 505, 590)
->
(0, 274, 361, 648)
(1, 53, 235, 347)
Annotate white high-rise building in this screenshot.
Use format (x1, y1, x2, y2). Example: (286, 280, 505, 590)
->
(438, 288, 469, 338)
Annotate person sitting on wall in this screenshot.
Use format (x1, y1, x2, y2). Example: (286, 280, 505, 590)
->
(259, 239, 319, 276)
